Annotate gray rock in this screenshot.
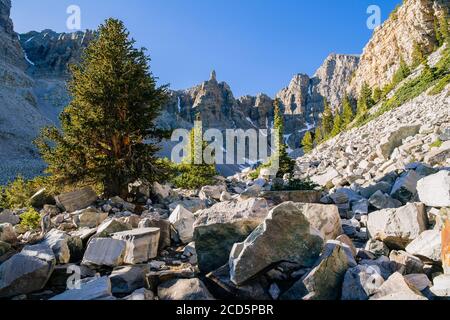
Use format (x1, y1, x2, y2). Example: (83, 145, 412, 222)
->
(365, 239, 390, 258)
(390, 170, 420, 204)
(82, 238, 127, 267)
(112, 228, 160, 264)
(139, 218, 171, 250)
(359, 256, 396, 280)
(51, 276, 112, 300)
(404, 274, 431, 291)
(199, 185, 227, 201)
(302, 204, 343, 241)
(370, 272, 427, 300)
(110, 266, 146, 294)
(376, 125, 421, 159)
(430, 274, 450, 297)
(193, 198, 269, 273)
(360, 182, 392, 199)
(369, 191, 402, 210)
(0, 243, 56, 298)
(417, 171, 450, 208)
(0, 223, 17, 243)
(0, 210, 20, 225)
(229, 202, 324, 285)
(109, 196, 136, 212)
(424, 140, 450, 165)
(169, 205, 195, 244)
(123, 288, 154, 300)
(158, 278, 214, 300)
(367, 203, 427, 249)
(0, 240, 11, 256)
(341, 264, 385, 300)
(43, 229, 70, 264)
(77, 207, 108, 228)
(389, 250, 424, 275)
(352, 199, 369, 215)
(55, 187, 97, 213)
(405, 229, 442, 263)
(96, 219, 132, 237)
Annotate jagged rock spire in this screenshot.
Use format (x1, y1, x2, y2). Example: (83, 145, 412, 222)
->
(210, 70, 217, 82)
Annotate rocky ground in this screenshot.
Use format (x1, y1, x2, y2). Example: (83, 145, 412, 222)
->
(0, 106, 449, 300)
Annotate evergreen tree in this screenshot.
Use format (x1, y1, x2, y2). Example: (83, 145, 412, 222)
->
(321, 99, 334, 139)
(357, 82, 374, 116)
(331, 112, 342, 137)
(411, 41, 425, 68)
(435, 15, 444, 47)
(372, 87, 382, 103)
(273, 99, 295, 177)
(439, 13, 449, 44)
(392, 57, 411, 85)
(341, 95, 355, 127)
(314, 127, 323, 146)
(35, 19, 168, 197)
(301, 131, 313, 154)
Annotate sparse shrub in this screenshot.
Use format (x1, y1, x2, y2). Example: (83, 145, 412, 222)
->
(271, 178, 320, 191)
(430, 139, 443, 148)
(19, 208, 41, 231)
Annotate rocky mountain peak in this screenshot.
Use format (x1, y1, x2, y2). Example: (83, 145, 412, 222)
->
(19, 29, 95, 78)
(0, 0, 25, 68)
(348, 0, 449, 95)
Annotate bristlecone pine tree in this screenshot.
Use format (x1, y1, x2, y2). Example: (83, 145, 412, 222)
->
(341, 95, 355, 128)
(35, 19, 168, 198)
(273, 99, 295, 178)
(321, 99, 334, 139)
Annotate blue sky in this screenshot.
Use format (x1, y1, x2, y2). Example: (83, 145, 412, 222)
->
(11, 0, 401, 97)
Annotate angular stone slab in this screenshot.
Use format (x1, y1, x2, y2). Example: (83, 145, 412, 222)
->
(229, 202, 324, 285)
(258, 190, 322, 205)
(193, 198, 269, 273)
(367, 203, 427, 249)
(417, 171, 450, 208)
(82, 238, 127, 267)
(0, 243, 56, 298)
(169, 205, 195, 244)
(55, 187, 98, 213)
(370, 272, 427, 300)
(139, 218, 171, 251)
(112, 228, 160, 264)
(406, 229, 442, 263)
(158, 278, 214, 300)
(50, 276, 112, 300)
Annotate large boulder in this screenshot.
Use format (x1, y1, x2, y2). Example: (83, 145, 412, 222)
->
(390, 171, 420, 204)
(0, 243, 56, 298)
(341, 264, 385, 300)
(424, 140, 450, 165)
(368, 191, 402, 210)
(55, 187, 98, 213)
(370, 272, 427, 300)
(229, 202, 324, 285)
(389, 250, 424, 275)
(109, 266, 146, 294)
(405, 230, 442, 263)
(158, 278, 214, 300)
(367, 203, 427, 249)
(50, 276, 112, 300)
(77, 207, 108, 228)
(417, 171, 450, 208)
(82, 238, 127, 267)
(0, 223, 17, 243)
(301, 241, 357, 300)
(95, 219, 132, 237)
(43, 229, 71, 264)
(310, 168, 339, 187)
(199, 185, 227, 201)
(302, 204, 343, 241)
(0, 210, 20, 225)
(139, 218, 171, 250)
(169, 205, 195, 244)
(193, 198, 269, 273)
(376, 125, 420, 159)
(112, 228, 160, 264)
(430, 274, 450, 297)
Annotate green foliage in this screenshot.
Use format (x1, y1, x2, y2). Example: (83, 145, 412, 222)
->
(271, 178, 320, 191)
(372, 87, 382, 103)
(330, 112, 342, 137)
(439, 13, 449, 44)
(435, 16, 444, 47)
(0, 176, 53, 209)
(273, 100, 295, 178)
(313, 127, 323, 146)
(430, 73, 450, 95)
(357, 82, 374, 116)
(341, 96, 355, 128)
(430, 139, 443, 148)
(411, 41, 426, 69)
(35, 19, 169, 198)
(392, 58, 411, 86)
(301, 131, 314, 154)
(321, 99, 334, 139)
(19, 208, 41, 231)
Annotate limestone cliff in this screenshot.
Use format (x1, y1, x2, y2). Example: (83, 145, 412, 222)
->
(348, 0, 449, 95)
